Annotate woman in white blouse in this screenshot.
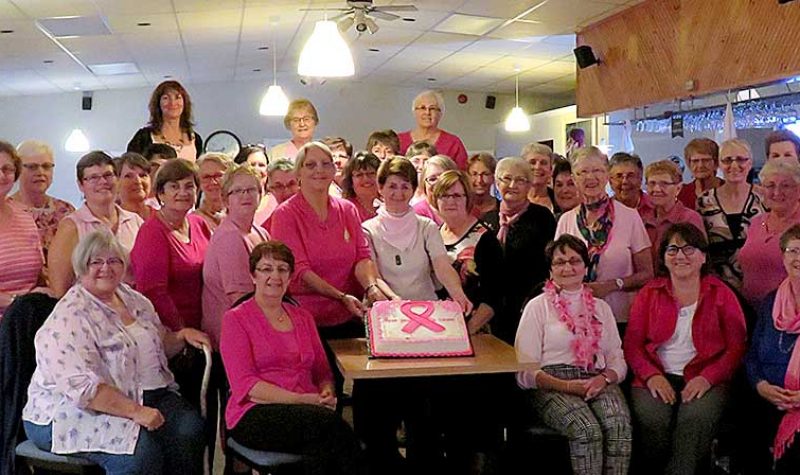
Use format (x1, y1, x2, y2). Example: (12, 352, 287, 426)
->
(515, 234, 631, 475)
(23, 231, 210, 475)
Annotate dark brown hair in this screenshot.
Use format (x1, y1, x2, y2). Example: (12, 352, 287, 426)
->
(144, 143, 178, 161)
(658, 223, 710, 275)
(76, 151, 115, 182)
(0, 140, 21, 180)
(545, 235, 590, 269)
(154, 158, 199, 196)
(765, 130, 800, 158)
(377, 156, 418, 189)
(780, 224, 800, 251)
(431, 170, 474, 212)
(366, 130, 400, 155)
(342, 153, 381, 199)
(322, 136, 353, 158)
(405, 140, 437, 159)
(114, 152, 150, 176)
(147, 80, 195, 134)
(249, 240, 295, 274)
(234, 145, 268, 165)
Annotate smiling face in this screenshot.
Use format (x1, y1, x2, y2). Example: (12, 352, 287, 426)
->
(159, 88, 184, 121)
(288, 106, 317, 142)
(371, 143, 394, 161)
(352, 166, 379, 201)
(198, 160, 227, 200)
(719, 144, 752, 184)
(78, 164, 118, 205)
(413, 94, 442, 130)
(525, 153, 552, 187)
(225, 173, 261, 219)
(246, 151, 269, 187)
(609, 162, 643, 204)
(18, 151, 54, 196)
(761, 172, 800, 215)
(688, 152, 717, 180)
(550, 246, 587, 291)
(496, 165, 532, 206)
(158, 176, 197, 215)
(553, 171, 580, 211)
(664, 234, 706, 280)
(468, 161, 494, 197)
(0, 152, 17, 198)
(436, 181, 469, 221)
(783, 238, 800, 281)
(118, 164, 151, 204)
(268, 169, 298, 203)
(253, 255, 292, 300)
(423, 164, 446, 199)
(80, 251, 125, 299)
(572, 156, 609, 202)
(769, 141, 799, 163)
(299, 146, 336, 194)
(646, 172, 681, 209)
(380, 174, 415, 213)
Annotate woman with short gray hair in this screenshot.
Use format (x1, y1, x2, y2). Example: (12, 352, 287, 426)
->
(521, 142, 557, 213)
(23, 230, 210, 475)
(398, 90, 468, 169)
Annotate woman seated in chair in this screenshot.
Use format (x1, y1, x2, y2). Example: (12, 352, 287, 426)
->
(22, 230, 210, 475)
(220, 241, 366, 475)
(624, 222, 747, 475)
(515, 234, 632, 475)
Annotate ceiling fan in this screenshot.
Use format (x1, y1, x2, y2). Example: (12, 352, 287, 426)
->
(300, 1, 418, 35)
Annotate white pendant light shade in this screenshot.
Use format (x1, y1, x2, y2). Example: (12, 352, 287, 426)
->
(505, 107, 530, 132)
(260, 85, 290, 116)
(298, 20, 354, 77)
(65, 128, 90, 152)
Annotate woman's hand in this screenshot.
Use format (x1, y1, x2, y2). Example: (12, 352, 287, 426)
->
(757, 381, 796, 410)
(451, 292, 474, 316)
(364, 285, 389, 306)
(583, 375, 608, 401)
(132, 405, 165, 431)
(646, 375, 676, 404)
(681, 376, 711, 403)
(587, 281, 616, 298)
(341, 294, 365, 318)
(563, 379, 590, 398)
(178, 328, 211, 350)
(319, 386, 337, 410)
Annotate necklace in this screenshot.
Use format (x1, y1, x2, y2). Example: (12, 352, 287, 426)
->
(158, 210, 186, 231)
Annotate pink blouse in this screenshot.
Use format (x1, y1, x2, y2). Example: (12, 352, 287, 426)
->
(67, 204, 143, 253)
(738, 213, 789, 305)
(130, 214, 211, 331)
(220, 300, 333, 429)
(0, 202, 43, 317)
(270, 193, 371, 327)
(398, 130, 468, 170)
(412, 199, 443, 226)
(202, 218, 269, 349)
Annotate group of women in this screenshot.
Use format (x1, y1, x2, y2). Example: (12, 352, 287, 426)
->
(2, 77, 800, 475)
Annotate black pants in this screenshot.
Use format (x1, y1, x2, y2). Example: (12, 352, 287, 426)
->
(318, 319, 365, 412)
(741, 390, 800, 475)
(229, 403, 366, 475)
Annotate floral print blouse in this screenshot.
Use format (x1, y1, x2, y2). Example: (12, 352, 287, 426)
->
(22, 283, 176, 455)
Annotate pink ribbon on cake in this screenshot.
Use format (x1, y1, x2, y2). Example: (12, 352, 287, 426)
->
(400, 301, 446, 334)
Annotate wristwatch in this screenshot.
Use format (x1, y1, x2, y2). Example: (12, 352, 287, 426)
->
(615, 278, 624, 290)
(602, 373, 614, 385)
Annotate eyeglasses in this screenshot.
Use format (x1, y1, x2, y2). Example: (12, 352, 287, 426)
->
(496, 175, 530, 186)
(88, 257, 124, 269)
(646, 180, 679, 189)
(424, 175, 441, 185)
(469, 172, 493, 180)
(552, 257, 585, 268)
(689, 157, 715, 166)
(200, 172, 224, 183)
(227, 187, 260, 197)
(82, 172, 116, 184)
(164, 182, 197, 193)
(574, 168, 606, 178)
(22, 163, 55, 172)
(270, 181, 298, 191)
(302, 160, 335, 171)
(289, 116, 315, 125)
(255, 265, 292, 275)
(414, 106, 441, 113)
(0, 165, 16, 176)
(610, 172, 641, 182)
(762, 182, 799, 194)
(665, 244, 699, 257)
(719, 156, 750, 166)
(438, 192, 466, 201)
(783, 247, 800, 257)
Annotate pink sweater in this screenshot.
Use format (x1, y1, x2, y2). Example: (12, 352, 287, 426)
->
(398, 129, 468, 170)
(130, 214, 211, 330)
(220, 299, 333, 429)
(0, 202, 43, 317)
(270, 193, 371, 327)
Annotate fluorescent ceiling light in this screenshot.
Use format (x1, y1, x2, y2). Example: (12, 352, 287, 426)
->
(88, 62, 140, 76)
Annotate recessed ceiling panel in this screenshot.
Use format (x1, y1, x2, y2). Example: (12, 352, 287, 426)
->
(434, 13, 504, 37)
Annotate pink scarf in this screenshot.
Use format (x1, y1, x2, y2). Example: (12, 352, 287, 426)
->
(771, 278, 800, 460)
(544, 280, 603, 370)
(375, 205, 418, 252)
(497, 200, 529, 246)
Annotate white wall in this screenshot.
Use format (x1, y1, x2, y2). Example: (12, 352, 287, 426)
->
(0, 79, 571, 205)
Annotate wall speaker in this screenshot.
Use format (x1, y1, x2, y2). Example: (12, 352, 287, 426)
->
(573, 45, 600, 69)
(485, 95, 496, 109)
(82, 92, 93, 111)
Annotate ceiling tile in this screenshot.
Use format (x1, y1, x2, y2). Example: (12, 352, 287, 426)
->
(523, 0, 620, 31)
(456, 0, 547, 19)
(434, 13, 504, 36)
(460, 37, 538, 55)
(106, 13, 178, 34)
(14, 0, 98, 18)
(413, 31, 478, 52)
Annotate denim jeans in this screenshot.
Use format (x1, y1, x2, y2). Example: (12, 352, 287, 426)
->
(25, 388, 205, 475)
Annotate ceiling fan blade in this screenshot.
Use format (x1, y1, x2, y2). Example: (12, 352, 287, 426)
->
(330, 12, 351, 21)
(298, 7, 351, 12)
(373, 5, 418, 12)
(369, 10, 400, 21)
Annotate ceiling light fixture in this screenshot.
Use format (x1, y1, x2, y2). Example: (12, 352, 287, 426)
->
(298, 18, 355, 77)
(65, 129, 90, 153)
(260, 17, 290, 116)
(505, 69, 530, 133)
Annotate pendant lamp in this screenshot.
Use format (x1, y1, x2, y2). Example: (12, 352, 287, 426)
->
(65, 128, 90, 152)
(504, 71, 530, 133)
(260, 28, 290, 116)
(297, 19, 354, 77)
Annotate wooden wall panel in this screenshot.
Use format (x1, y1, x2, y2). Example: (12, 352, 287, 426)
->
(576, 0, 800, 116)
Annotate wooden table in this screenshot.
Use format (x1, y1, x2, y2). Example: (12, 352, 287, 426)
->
(328, 333, 538, 381)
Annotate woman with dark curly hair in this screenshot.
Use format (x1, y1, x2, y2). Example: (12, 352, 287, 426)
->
(127, 80, 203, 161)
(341, 152, 381, 222)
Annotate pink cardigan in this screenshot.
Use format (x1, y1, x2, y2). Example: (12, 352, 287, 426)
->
(623, 275, 747, 388)
(270, 193, 371, 327)
(398, 130, 468, 170)
(220, 299, 333, 429)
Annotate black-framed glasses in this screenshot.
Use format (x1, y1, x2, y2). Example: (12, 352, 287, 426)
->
(665, 244, 698, 257)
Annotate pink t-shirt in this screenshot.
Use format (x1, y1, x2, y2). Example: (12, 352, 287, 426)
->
(0, 203, 43, 318)
(738, 213, 790, 305)
(67, 204, 144, 253)
(412, 199, 443, 226)
(130, 214, 211, 331)
(398, 130, 468, 170)
(640, 201, 706, 264)
(202, 218, 269, 349)
(270, 193, 372, 327)
(220, 299, 333, 429)
(269, 141, 301, 164)
(556, 200, 651, 322)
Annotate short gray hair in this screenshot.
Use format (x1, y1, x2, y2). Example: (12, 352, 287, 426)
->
(521, 143, 553, 161)
(495, 156, 534, 182)
(268, 158, 295, 175)
(294, 141, 333, 174)
(760, 158, 800, 184)
(196, 152, 233, 170)
(412, 90, 446, 115)
(609, 152, 643, 171)
(570, 146, 608, 169)
(420, 154, 458, 185)
(17, 140, 53, 160)
(71, 230, 129, 277)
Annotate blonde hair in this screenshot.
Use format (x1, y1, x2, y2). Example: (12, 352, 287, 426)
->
(521, 143, 553, 161)
(197, 152, 233, 170)
(431, 170, 474, 212)
(720, 138, 752, 159)
(283, 99, 319, 129)
(222, 164, 263, 198)
(17, 140, 53, 160)
(294, 141, 334, 174)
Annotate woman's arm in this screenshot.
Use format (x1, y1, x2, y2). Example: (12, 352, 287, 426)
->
(432, 254, 472, 314)
(88, 384, 164, 430)
(248, 381, 319, 405)
(698, 286, 748, 385)
(48, 218, 79, 297)
(161, 327, 211, 359)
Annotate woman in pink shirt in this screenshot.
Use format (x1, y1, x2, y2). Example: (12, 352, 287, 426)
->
(270, 142, 390, 336)
(220, 241, 365, 475)
(341, 152, 381, 222)
(398, 90, 468, 169)
(739, 159, 800, 306)
(193, 152, 232, 233)
(0, 141, 46, 318)
(116, 152, 157, 221)
(412, 154, 458, 226)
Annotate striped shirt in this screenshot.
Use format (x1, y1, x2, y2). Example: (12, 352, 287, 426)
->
(0, 202, 44, 317)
